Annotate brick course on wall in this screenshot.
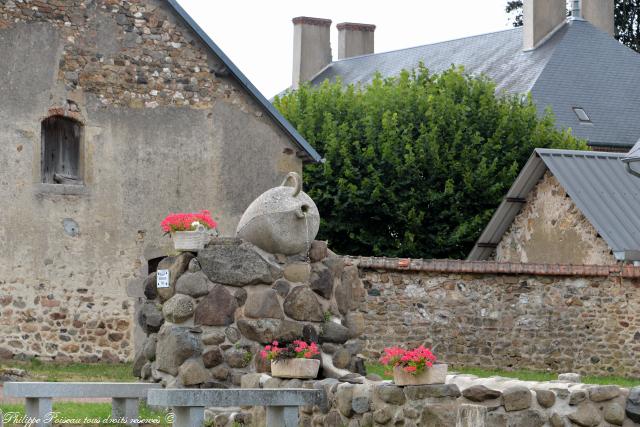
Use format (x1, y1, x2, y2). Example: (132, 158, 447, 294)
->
(351, 257, 640, 378)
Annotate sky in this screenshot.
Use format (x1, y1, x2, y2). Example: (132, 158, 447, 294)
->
(177, 0, 516, 98)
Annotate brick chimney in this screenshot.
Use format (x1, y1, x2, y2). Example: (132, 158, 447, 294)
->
(523, 0, 567, 50)
(581, 0, 615, 36)
(336, 22, 376, 60)
(292, 17, 332, 89)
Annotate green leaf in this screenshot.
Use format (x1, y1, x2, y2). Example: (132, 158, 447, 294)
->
(274, 66, 584, 259)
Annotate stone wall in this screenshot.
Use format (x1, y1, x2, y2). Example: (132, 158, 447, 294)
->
(0, 0, 253, 111)
(237, 372, 640, 427)
(0, 0, 304, 362)
(134, 239, 368, 388)
(355, 257, 640, 378)
(494, 172, 616, 265)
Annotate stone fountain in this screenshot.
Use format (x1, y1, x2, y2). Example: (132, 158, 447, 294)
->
(134, 172, 367, 389)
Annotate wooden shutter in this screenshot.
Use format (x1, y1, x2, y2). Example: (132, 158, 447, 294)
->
(42, 117, 81, 184)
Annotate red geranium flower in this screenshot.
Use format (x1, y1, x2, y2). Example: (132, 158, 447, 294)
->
(161, 210, 217, 233)
(379, 345, 437, 376)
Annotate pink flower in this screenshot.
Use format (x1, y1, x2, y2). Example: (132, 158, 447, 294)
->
(379, 345, 437, 375)
(292, 340, 319, 358)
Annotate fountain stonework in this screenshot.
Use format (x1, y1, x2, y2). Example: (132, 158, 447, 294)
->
(134, 173, 367, 390)
(134, 175, 640, 426)
(237, 172, 320, 256)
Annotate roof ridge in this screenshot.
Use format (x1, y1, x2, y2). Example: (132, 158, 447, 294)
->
(330, 26, 521, 64)
(535, 148, 625, 158)
(166, 0, 322, 162)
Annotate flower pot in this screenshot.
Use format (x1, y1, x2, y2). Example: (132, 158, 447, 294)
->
(393, 363, 448, 386)
(171, 230, 211, 251)
(270, 358, 320, 379)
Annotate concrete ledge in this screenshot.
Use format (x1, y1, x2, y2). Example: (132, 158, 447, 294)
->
(33, 183, 89, 196)
(147, 388, 324, 407)
(4, 382, 161, 398)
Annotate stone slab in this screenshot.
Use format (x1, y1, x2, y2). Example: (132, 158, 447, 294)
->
(4, 382, 161, 398)
(147, 388, 323, 407)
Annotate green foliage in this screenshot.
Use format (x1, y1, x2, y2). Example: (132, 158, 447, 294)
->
(0, 360, 135, 382)
(323, 311, 332, 323)
(274, 66, 584, 259)
(506, 0, 525, 27)
(616, 0, 640, 52)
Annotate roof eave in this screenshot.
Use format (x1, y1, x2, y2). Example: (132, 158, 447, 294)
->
(588, 141, 635, 149)
(614, 250, 640, 262)
(166, 0, 322, 163)
(467, 151, 548, 260)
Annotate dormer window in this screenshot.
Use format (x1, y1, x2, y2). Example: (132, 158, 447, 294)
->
(41, 116, 82, 184)
(572, 107, 591, 123)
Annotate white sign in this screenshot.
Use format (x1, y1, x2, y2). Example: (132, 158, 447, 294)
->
(157, 269, 170, 288)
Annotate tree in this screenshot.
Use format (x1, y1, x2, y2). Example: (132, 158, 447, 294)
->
(506, 0, 640, 52)
(616, 1, 640, 52)
(506, 1, 524, 27)
(274, 67, 584, 259)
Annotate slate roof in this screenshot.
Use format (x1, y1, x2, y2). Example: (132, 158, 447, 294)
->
(308, 19, 640, 150)
(468, 149, 640, 262)
(166, 0, 321, 162)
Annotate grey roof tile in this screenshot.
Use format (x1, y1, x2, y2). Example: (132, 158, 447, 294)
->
(309, 20, 640, 149)
(468, 148, 640, 261)
(311, 26, 556, 95)
(530, 21, 640, 148)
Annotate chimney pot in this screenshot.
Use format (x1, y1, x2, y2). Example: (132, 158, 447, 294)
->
(570, 0, 583, 19)
(523, 0, 566, 50)
(292, 17, 332, 89)
(582, 0, 615, 36)
(337, 22, 376, 60)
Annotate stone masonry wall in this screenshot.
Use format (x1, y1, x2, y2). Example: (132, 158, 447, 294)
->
(354, 258, 640, 378)
(0, 0, 303, 362)
(494, 172, 616, 265)
(237, 372, 640, 427)
(0, 0, 256, 112)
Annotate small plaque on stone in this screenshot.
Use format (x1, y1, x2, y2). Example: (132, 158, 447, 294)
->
(156, 269, 170, 288)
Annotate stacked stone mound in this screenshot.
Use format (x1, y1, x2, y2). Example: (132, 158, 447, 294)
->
(133, 238, 367, 388)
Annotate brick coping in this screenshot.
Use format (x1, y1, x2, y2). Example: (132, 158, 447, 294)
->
(292, 17, 332, 26)
(345, 256, 640, 278)
(336, 22, 376, 32)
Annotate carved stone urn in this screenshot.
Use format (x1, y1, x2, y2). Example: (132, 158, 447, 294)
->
(236, 172, 320, 255)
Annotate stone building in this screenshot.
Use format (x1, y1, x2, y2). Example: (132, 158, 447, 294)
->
(286, 0, 640, 151)
(468, 149, 640, 264)
(0, 0, 320, 362)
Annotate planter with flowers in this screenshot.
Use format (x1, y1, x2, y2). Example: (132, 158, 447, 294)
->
(260, 340, 320, 379)
(161, 210, 218, 252)
(380, 345, 447, 386)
